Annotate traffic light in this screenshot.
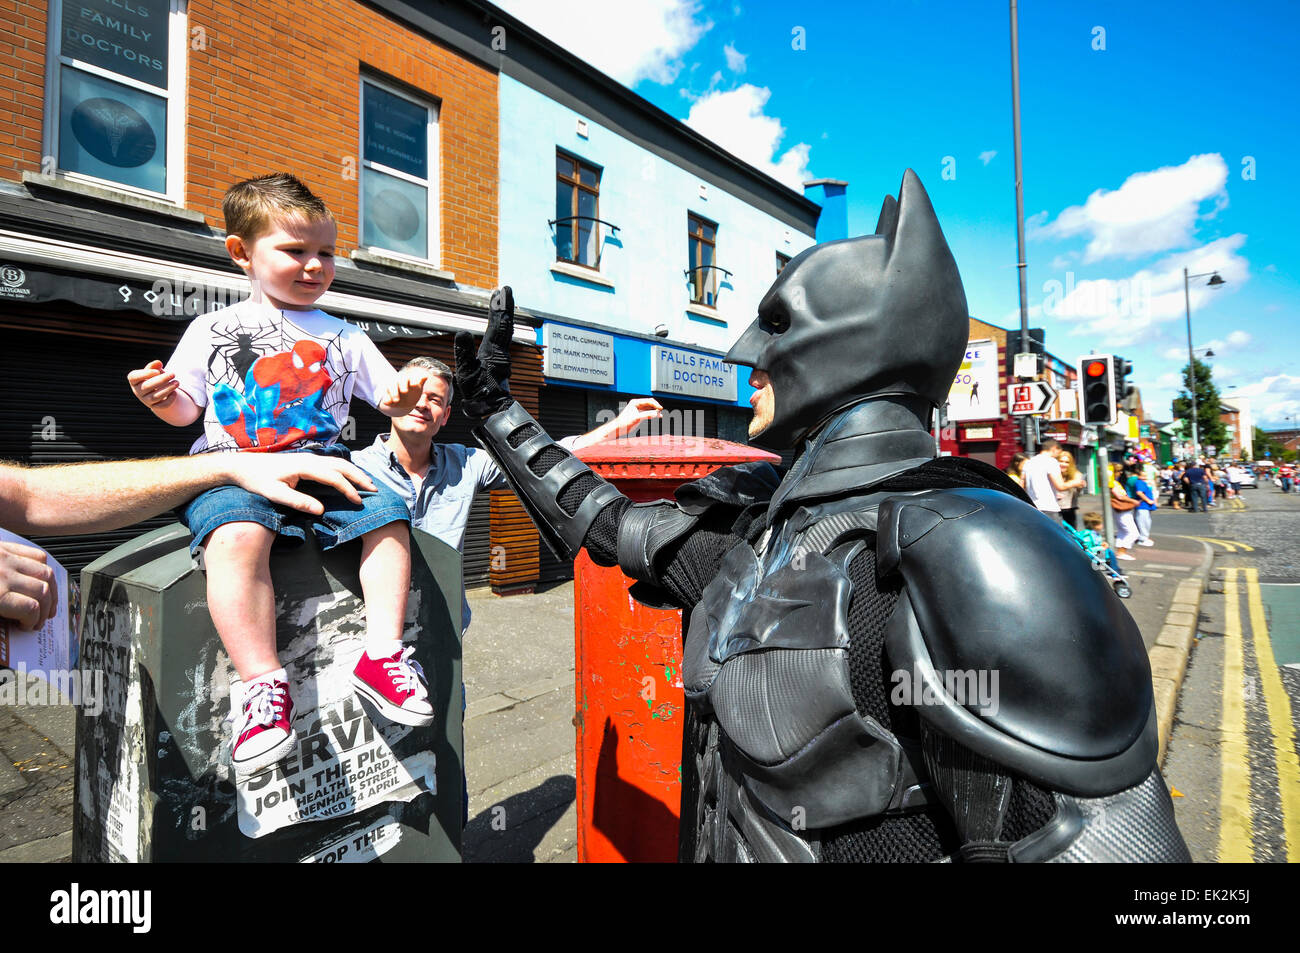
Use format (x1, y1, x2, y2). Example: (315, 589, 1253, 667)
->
(1080, 355, 1117, 425)
(1114, 356, 1135, 409)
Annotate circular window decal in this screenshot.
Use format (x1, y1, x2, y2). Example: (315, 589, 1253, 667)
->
(70, 98, 157, 168)
(371, 189, 420, 242)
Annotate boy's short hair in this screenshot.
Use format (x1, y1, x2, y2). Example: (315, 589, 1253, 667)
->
(223, 172, 334, 240)
(1082, 511, 1103, 528)
(402, 356, 454, 401)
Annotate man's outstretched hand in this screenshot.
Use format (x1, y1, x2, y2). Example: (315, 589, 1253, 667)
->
(455, 286, 516, 420)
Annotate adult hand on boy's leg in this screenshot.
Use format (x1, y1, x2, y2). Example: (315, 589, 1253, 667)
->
(225, 454, 377, 515)
(0, 539, 57, 629)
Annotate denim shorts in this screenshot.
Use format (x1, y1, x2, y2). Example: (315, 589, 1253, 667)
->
(179, 446, 411, 555)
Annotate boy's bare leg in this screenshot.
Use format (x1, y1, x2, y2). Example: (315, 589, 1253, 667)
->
(203, 521, 280, 682)
(358, 522, 409, 655)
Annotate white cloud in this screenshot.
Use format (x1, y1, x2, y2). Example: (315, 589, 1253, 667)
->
(1161, 329, 1251, 361)
(723, 42, 747, 73)
(979, 150, 997, 166)
(683, 84, 812, 190)
(494, 0, 712, 86)
(1033, 154, 1229, 262)
(1041, 233, 1249, 348)
(1228, 374, 1300, 428)
(1264, 263, 1278, 273)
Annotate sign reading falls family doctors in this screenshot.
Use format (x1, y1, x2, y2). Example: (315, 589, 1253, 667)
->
(59, 0, 170, 194)
(651, 345, 737, 402)
(63, 0, 170, 86)
(542, 325, 615, 385)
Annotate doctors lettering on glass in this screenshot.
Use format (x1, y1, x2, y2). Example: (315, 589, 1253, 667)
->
(51, 0, 178, 197)
(360, 77, 438, 261)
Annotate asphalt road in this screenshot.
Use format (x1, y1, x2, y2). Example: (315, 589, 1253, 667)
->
(1163, 482, 1300, 863)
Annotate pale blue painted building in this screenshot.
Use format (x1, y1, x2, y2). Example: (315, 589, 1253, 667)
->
(494, 64, 824, 443)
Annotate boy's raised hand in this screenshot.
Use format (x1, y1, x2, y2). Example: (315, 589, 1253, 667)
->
(128, 359, 180, 410)
(454, 285, 515, 420)
(379, 366, 429, 416)
(128, 359, 202, 426)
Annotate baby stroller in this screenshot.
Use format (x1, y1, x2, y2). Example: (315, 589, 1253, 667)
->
(1062, 523, 1133, 599)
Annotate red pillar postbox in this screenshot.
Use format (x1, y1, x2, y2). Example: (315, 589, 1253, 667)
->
(572, 434, 780, 862)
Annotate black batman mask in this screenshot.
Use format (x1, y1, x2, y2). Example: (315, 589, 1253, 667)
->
(725, 169, 969, 451)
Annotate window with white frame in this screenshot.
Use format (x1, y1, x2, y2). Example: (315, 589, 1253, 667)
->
(45, 0, 185, 199)
(360, 78, 439, 263)
(688, 213, 718, 307)
(555, 151, 602, 268)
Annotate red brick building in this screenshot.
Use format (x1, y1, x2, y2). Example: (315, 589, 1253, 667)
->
(0, 0, 539, 587)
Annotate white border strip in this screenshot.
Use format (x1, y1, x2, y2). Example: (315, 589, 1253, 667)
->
(0, 228, 533, 342)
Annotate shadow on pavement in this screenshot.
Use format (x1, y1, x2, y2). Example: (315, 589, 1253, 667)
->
(463, 774, 575, 863)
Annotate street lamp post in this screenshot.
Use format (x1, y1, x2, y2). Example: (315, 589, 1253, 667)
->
(1182, 268, 1226, 460)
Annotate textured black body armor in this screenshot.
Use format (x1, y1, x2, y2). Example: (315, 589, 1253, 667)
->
(664, 403, 1189, 863)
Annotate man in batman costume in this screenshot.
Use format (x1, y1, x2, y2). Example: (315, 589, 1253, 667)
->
(453, 170, 1190, 862)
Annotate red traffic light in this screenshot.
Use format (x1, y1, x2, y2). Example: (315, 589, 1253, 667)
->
(1085, 360, 1108, 377)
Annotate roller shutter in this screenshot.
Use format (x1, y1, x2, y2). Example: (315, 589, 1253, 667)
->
(0, 317, 192, 574)
(536, 385, 589, 583)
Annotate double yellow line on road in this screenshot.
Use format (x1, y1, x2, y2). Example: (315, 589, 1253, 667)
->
(1219, 567, 1299, 862)
(1187, 536, 1255, 553)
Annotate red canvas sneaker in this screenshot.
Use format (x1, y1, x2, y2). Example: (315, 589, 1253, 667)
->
(231, 678, 296, 775)
(352, 645, 436, 727)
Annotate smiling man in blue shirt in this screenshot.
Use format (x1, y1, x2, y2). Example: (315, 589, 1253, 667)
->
(353, 356, 662, 632)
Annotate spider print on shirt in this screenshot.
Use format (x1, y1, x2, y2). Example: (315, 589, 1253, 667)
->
(204, 312, 359, 452)
(206, 320, 282, 384)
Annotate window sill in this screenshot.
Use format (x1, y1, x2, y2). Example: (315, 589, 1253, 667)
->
(350, 248, 456, 282)
(551, 260, 615, 289)
(685, 303, 726, 326)
(22, 172, 207, 225)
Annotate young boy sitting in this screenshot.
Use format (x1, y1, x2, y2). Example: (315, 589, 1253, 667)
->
(1080, 511, 1124, 576)
(128, 172, 434, 775)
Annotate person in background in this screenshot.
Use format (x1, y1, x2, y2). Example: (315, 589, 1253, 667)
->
(1081, 511, 1124, 576)
(1022, 439, 1068, 524)
(1226, 462, 1247, 509)
(1004, 451, 1029, 488)
(1128, 462, 1157, 547)
(1182, 459, 1208, 513)
(353, 352, 663, 635)
(1109, 463, 1139, 560)
(1055, 450, 1087, 529)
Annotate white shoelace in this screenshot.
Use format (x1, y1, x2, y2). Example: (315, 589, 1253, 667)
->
(384, 647, 429, 699)
(243, 681, 287, 729)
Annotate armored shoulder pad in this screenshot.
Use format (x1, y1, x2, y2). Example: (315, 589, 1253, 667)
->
(878, 488, 1156, 796)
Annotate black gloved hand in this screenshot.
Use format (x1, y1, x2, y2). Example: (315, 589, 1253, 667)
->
(454, 286, 516, 421)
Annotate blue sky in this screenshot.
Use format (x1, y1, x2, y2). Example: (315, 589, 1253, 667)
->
(497, 0, 1299, 429)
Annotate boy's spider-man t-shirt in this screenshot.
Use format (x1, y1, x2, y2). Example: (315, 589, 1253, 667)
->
(165, 300, 398, 454)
